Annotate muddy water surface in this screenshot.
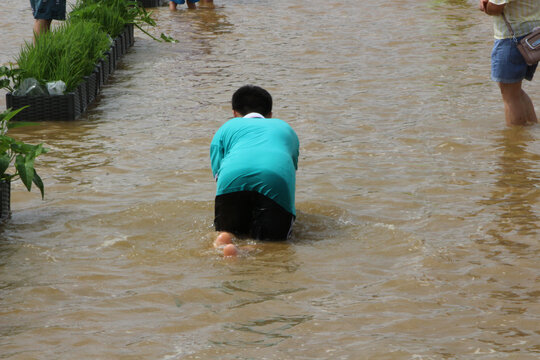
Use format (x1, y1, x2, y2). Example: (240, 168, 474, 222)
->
(1, 0, 540, 359)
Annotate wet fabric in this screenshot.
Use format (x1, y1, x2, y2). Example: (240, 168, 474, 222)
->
(210, 116, 299, 216)
(491, 36, 538, 82)
(490, 0, 540, 39)
(170, 0, 200, 4)
(214, 191, 295, 241)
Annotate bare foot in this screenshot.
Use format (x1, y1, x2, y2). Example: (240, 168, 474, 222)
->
(214, 232, 234, 248)
(213, 232, 261, 257)
(223, 244, 238, 257)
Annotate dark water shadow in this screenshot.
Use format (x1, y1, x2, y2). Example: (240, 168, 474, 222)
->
(479, 127, 540, 247)
(292, 201, 359, 243)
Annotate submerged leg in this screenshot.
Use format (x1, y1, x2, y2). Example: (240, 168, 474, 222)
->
(33, 19, 52, 38)
(200, 0, 215, 8)
(498, 81, 538, 126)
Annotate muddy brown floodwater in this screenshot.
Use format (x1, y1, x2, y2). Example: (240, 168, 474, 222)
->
(1, 0, 540, 359)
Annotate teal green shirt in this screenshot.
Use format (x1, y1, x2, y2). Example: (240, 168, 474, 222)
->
(210, 114, 299, 216)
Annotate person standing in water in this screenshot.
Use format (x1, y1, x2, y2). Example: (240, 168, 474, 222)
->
(169, 0, 214, 10)
(210, 85, 300, 256)
(169, 0, 198, 10)
(479, 0, 540, 125)
(30, 0, 66, 38)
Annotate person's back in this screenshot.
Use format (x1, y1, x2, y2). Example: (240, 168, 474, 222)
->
(210, 85, 300, 256)
(211, 116, 298, 216)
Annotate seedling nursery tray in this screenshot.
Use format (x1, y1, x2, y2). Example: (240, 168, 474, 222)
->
(5, 24, 134, 121)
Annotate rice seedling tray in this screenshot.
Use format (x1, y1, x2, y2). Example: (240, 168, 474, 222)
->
(6, 86, 84, 121)
(5, 25, 134, 121)
(120, 32, 128, 56)
(114, 35, 125, 62)
(84, 71, 98, 104)
(127, 23, 135, 47)
(102, 51, 113, 82)
(0, 180, 10, 221)
(98, 60, 106, 87)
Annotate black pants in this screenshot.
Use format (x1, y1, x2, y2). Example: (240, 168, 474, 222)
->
(214, 191, 295, 241)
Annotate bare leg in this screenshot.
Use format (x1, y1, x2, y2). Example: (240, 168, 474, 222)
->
(498, 81, 538, 126)
(520, 89, 538, 124)
(33, 19, 52, 38)
(186, 0, 197, 9)
(169, 1, 177, 10)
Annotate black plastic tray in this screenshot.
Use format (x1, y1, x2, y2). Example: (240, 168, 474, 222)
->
(5, 25, 135, 121)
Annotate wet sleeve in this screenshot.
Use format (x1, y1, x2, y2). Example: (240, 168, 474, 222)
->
(292, 131, 299, 171)
(210, 130, 224, 180)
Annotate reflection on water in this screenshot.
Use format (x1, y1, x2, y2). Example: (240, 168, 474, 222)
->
(483, 129, 540, 240)
(1, 0, 540, 359)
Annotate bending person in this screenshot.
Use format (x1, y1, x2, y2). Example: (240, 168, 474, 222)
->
(210, 85, 300, 256)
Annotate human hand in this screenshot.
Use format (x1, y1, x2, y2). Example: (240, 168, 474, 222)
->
(479, 0, 489, 12)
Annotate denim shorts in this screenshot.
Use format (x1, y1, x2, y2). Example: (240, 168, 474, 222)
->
(30, 0, 66, 20)
(491, 36, 538, 83)
(171, 0, 199, 4)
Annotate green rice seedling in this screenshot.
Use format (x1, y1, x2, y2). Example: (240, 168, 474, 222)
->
(70, 2, 127, 37)
(17, 30, 57, 85)
(72, 0, 136, 24)
(72, 0, 175, 42)
(16, 21, 110, 92)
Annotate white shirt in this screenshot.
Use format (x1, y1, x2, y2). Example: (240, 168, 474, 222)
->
(243, 112, 265, 119)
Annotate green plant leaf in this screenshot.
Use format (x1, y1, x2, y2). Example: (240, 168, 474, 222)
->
(15, 154, 35, 192)
(32, 171, 45, 199)
(0, 79, 10, 90)
(0, 154, 10, 178)
(9, 142, 22, 154)
(0, 108, 47, 198)
(2, 106, 29, 124)
(0, 63, 23, 92)
(34, 143, 47, 157)
(160, 33, 177, 43)
(0, 135, 14, 154)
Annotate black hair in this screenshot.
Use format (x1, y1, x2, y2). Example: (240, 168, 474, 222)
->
(232, 85, 273, 117)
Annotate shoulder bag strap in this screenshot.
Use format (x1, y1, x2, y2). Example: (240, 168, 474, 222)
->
(501, 13, 519, 44)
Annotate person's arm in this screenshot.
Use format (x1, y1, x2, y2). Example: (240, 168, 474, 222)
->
(485, 1, 505, 15)
(479, 0, 506, 16)
(479, 0, 489, 12)
(292, 133, 299, 171)
(210, 130, 224, 181)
